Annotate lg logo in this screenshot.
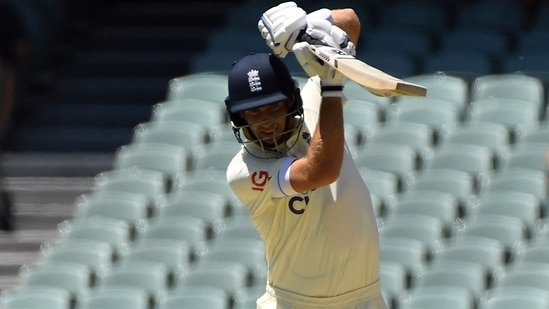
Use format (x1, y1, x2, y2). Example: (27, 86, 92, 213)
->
(250, 170, 314, 215)
(251, 171, 269, 191)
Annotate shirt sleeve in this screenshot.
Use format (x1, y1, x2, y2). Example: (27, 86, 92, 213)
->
(226, 151, 299, 215)
(274, 157, 298, 197)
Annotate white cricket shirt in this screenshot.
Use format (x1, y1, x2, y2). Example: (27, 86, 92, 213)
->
(227, 77, 381, 301)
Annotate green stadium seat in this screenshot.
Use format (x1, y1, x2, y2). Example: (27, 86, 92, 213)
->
(158, 286, 229, 309)
(379, 236, 427, 280)
(403, 74, 469, 113)
(479, 286, 549, 309)
(387, 97, 460, 137)
(198, 245, 267, 285)
(76, 286, 149, 309)
(380, 261, 407, 307)
(388, 190, 459, 230)
(136, 215, 207, 253)
(425, 144, 493, 184)
(441, 122, 511, 168)
(454, 214, 527, 257)
(132, 120, 208, 150)
(343, 79, 393, 113)
(359, 168, 399, 213)
(0, 286, 71, 309)
(97, 260, 169, 300)
(113, 143, 188, 179)
(466, 98, 539, 142)
(366, 122, 434, 166)
(58, 217, 131, 258)
(152, 99, 227, 129)
(160, 189, 228, 226)
(166, 72, 227, 102)
(412, 260, 486, 300)
(433, 237, 505, 280)
(174, 261, 248, 297)
(380, 214, 445, 253)
(493, 263, 549, 293)
(94, 167, 166, 198)
(407, 169, 474, 217)
(471, 74, 545, 119)
(74, 191, 150, 230)
(42, 243, 112, 281)
(354, 144, 417, 188)
(19, 262, 90, 301)
(400, 286, 473, 309)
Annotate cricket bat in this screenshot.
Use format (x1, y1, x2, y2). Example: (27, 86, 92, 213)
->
(309, 45, 427, 97)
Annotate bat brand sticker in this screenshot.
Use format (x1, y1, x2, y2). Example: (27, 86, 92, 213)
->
(332, 48, 347, 56)
(317, 50, 331, 63)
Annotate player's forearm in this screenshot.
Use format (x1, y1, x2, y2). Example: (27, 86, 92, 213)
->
(331, 8, 361, 44)
(289, 95, 344, 192)
(307, 96, 345, 184)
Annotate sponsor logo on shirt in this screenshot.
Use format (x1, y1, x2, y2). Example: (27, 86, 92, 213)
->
(251, 170, 270, 191)
(289, 189, 315, 215)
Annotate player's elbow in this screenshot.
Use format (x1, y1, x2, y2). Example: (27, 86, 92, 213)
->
(301, 169, 340, 190)
(324, 167, 342, 185)
(316, 159, 343, 186)
(290, 157, 342, 192)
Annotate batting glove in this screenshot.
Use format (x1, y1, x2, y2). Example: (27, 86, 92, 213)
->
(258, 1, 307, 58)
(258, 3, 355, 59)
(293, 41, 346, 97)
(301, 18, 356, 57)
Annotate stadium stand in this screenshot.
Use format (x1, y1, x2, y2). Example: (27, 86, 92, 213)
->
(479, 286, 549, 309)
(0, 285, 72, 309)
(157, 286, 230, 309)
(399, 286, 474, 309)
(76, 287, 150, 309)
(401, 74, 469, 114)
(379, 261, 406, 309)
(411, 260, 486, 303)
(2, 1, 549, 308)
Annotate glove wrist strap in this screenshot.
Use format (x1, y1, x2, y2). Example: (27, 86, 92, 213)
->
(320, 84, 344, 97)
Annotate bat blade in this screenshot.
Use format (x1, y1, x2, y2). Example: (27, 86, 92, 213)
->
(309, 45, 427, 97)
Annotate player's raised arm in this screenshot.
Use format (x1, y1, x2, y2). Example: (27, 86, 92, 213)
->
(257, 2, 361, 192)
(289, 14, 357, 191)
(289, 45, 347, 192)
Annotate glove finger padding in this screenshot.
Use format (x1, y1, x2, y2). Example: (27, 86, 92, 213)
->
(258, 1, 307, 58)
(302, 18, 356, 57)
(303, 19, 338, 48)
(293, 42, 345, 85)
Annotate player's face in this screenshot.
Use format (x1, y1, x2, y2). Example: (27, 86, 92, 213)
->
(241, 101, 290, 145)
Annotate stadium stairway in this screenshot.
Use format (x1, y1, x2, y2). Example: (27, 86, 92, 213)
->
(0, 174, 95, 291)
(0, 0, 243, 293)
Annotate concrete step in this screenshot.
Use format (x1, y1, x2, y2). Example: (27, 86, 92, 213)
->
(2, 153, 114, 177)
(0, 176, 94, 292)
(9, 127, 134, 153)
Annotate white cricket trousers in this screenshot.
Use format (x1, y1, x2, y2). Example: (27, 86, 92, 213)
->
(256, 281, 388, 309)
